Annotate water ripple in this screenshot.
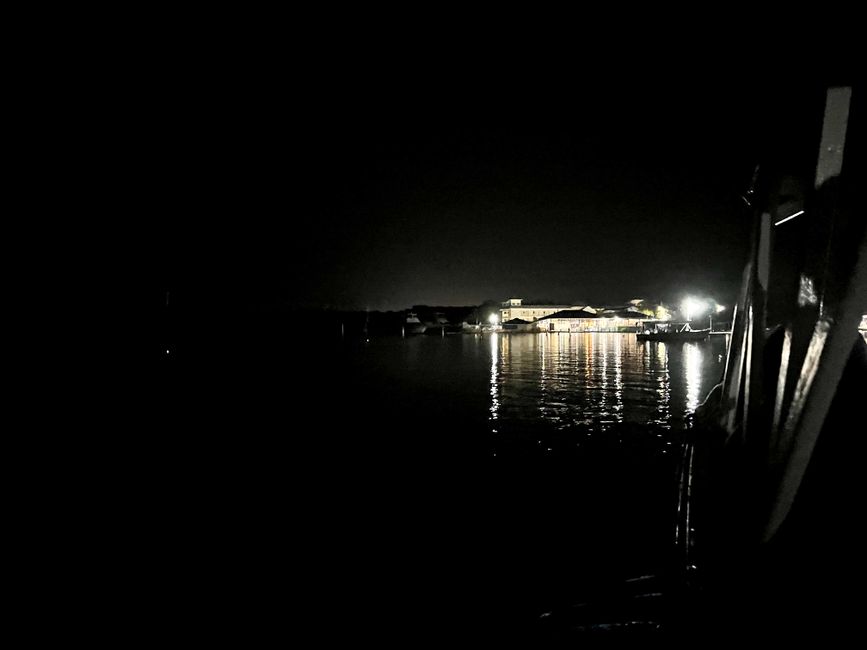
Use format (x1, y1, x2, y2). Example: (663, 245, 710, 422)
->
(490, 333, 726, 438)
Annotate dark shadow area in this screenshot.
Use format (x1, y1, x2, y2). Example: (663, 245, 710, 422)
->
(125, 77, 863, 645)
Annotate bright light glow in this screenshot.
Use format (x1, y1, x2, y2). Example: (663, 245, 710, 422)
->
(655, 305, 671, 321)
(680, 298, 707, 322)
(488, 314, 499, 325)
(715, 304, 726, 314)
(774, 210, 804, 226)
(684, 343, 703, 414)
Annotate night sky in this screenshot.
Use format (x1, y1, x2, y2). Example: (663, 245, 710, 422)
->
(149, 70, 831, 313)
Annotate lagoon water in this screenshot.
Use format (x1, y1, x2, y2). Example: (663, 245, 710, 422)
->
(334, 332, 728, 449)
(297, 332, 728, 637)
(160, 330, 730, 643)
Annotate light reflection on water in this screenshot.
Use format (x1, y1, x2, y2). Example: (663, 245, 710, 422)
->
(489, 333, 500, 426)
(684, 342, 704, 413)
(489, 333, 726, 436)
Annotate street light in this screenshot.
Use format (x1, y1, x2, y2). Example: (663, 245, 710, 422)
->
(680, 297, 707, 323)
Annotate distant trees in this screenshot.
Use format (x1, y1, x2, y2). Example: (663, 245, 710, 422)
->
(411, 304, 477, 324)
(469, 299, 501, 324)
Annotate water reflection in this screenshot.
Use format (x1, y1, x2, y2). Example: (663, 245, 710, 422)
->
(614, 333, 623, 423)
(653, 341, 671, 428)
(684, 342, 704, 414)
(489, 333, 500, 428)
(487, 333, 725, 436)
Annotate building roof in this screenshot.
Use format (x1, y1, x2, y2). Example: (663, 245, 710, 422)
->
(598, 305, 649, 313)
(598, 308, 651, 319)
(503, 304, 574, 310)
(504, 318, 531, 324)
(538, 309, 600, 320)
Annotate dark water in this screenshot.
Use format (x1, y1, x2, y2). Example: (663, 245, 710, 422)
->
(335, 332, 727, 443)
(153, 330, 728, 643)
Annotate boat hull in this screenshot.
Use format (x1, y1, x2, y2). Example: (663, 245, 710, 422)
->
(636, 329, 710, 342)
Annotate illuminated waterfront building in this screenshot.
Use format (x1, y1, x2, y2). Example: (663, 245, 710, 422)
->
(500, 298, 596, 324)
(500, 299, 652, 333)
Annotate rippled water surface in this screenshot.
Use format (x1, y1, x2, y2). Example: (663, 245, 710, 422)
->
(162, 329, 733, 642)
(489, 332, 726, 432)
(341, 332, 729, 446)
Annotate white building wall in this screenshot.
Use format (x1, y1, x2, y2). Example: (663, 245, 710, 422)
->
(500, 305, 593, 322)
(501, 306, 570, 322)
(539, 317, 645, 333)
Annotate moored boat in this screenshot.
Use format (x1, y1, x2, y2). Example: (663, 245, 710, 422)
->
(404, 312, 427, 335)
(637, 325, 710, 342)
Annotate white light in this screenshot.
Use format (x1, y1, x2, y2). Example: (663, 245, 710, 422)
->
(488, 314, 499, 325)
(774, 210, 804, 226)
(684, 343, 703, 413)
(680, 298, 707, 321)
(715, 304, 726, 313)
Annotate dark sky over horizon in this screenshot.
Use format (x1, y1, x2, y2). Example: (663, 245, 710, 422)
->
(151, 74, 831, 312)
